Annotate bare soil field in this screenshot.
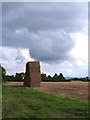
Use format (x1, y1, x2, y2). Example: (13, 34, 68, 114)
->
(6, 81, 89, 100)
(34, 82, 89, 100)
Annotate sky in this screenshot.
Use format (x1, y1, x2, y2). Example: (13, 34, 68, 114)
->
(1, 2, 88, 77)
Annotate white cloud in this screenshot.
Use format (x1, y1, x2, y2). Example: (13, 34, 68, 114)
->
(21, 49, 34, 61)
(0, 47, 34, 75)
(70, 31, 88, 65)
(1, 44, 88, 77)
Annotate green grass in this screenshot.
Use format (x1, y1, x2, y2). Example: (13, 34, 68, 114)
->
(2, 85, 89, 119)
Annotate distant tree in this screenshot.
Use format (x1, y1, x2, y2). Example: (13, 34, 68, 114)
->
(20, 72, 25, 80)
(53, 73, 58, 79)
(41, 73, 66, 82)
(0, 64, 7, 82)
(0, 65, 2, 80)
(86, 76, 89, 81)
(41, 73, 47, 81)
(47, 75, 52, 80)
(72, 77, 79, 81)
(58, 73, 65, 80)
(47, 75, 52, 82)
(6, 75, 14, 82)
(52, 73, 58, 81)
(14, 73, 22, 82)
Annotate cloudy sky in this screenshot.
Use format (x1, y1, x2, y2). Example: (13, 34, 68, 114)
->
(1, 2, 88, 77)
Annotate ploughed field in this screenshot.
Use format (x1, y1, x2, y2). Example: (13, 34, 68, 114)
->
(6, 81, 89, 100)
(35, 82, 89, 100)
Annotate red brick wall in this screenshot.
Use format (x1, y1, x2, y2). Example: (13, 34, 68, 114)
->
(24, 61, 41, 87)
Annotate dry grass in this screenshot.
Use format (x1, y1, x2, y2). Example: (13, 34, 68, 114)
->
(34, 82, 89, 100)
(7, 81, 89, 100)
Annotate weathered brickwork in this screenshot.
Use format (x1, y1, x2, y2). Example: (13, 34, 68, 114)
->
(24, 61, 41, 87)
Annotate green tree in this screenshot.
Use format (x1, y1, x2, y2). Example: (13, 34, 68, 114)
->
(14, 73, 22, 81)
(41, 73, 48, 81)
(53, 73, 58, 79)
(52, 73, 59, 81)
(6, 75, 15, 82)
(58, 73, 65, 81)
(0, 65, 2, 80)
(0, 64, 7, 82)
(47, 75, 52, 81)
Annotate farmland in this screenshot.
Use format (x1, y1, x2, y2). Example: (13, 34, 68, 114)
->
(35, 82, 89, 100)
(5, 81, 89, 100)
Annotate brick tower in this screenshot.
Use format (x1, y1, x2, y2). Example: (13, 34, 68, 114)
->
(24, 61, 41, 87)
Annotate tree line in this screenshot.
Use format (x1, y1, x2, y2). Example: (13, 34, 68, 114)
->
(0, 64, 89, 82)
(0, 65, 24, 82)
(41, 73, 89, 82)
(41, 73, 67, 82)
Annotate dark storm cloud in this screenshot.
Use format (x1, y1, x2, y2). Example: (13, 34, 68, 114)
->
(2, 2, 87, 62)
(28, 30, 75, 62)
(2, 2, 87, 32)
